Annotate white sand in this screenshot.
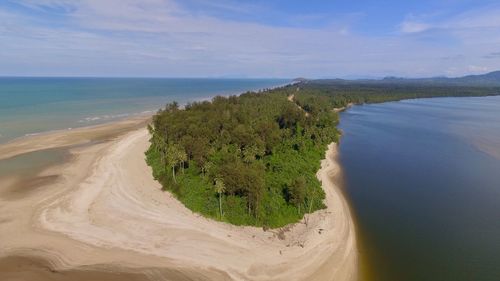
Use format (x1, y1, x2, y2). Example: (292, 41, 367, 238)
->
(0, 125, 357, 280)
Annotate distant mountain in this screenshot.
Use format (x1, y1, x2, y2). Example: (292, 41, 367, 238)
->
(453, 71, 500, 85)
(308, 71, 500, 87)
(380, 71, 500, 86)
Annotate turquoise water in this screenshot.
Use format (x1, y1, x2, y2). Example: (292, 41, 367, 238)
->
(339, 96, 500, 281)
(0, 77, 289, 143)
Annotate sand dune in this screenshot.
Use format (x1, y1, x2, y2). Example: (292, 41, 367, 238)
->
(0, 123, 357, 280)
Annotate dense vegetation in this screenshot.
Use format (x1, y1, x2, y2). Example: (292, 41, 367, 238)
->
(146, 91, 338, 227)
(147, 79, 500, 228)
(293, 80, 500, 108)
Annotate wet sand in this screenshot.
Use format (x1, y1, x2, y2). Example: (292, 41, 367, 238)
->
(0, 117, 357, 281)
(0, 256, 226, 281)
(0, 115, 151, 161)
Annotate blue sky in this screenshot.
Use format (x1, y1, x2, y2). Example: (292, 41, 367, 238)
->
(1, 0, 500, 78)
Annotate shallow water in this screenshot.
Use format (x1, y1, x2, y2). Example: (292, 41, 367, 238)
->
(0, 148, 68, 178)
(0, 77, 288, 143)
(339, 96, 500, 281)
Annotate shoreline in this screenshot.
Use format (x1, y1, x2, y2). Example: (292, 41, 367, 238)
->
(0, 115, 152, 161)
(0, 116, 357, 280)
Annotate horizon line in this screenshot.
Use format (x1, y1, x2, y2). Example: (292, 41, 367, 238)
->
(0, 70, 498, 80)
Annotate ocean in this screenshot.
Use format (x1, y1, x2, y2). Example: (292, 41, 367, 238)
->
(338, 96, 500, 281)
(0, 77, 289, 143)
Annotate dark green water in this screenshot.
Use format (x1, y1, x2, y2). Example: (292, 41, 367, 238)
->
(338, 96, 500, 281)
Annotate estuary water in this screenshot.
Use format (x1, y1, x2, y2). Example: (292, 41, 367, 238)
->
(0, 77, 288, 143)
(338, 96, 500, 281)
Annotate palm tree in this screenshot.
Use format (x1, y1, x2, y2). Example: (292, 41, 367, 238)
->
(202, 161, 213, 177)
(166, 145, 179, 183)
(148, 124, 167, 165)
(178, 150, 187, 174)
(214, 177, 226, 219)
(167, 144, 188, 183)
(242, 146, 255, 163)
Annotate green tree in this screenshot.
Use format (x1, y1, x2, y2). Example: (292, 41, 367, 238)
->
(179, 149, 187, 174)
(202, 161, 213, 177)
(242, 145, 262, 163)
(289, 177, 306, 213)
(214, 177, 226, 219)
(148, 124, 167, 165)
(166, 144, 183, 183)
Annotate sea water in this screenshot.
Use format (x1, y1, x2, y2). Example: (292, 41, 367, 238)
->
(0, 77, 288, 143)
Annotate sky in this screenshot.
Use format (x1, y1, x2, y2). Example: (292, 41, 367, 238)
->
(1, 0, 500, 78)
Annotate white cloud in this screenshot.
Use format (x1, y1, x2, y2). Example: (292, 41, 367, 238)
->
(2, 0, 500, 77)
(446, 7, 500, 29)
(400, 21, 431, 33)
(10, 0, 77, 10)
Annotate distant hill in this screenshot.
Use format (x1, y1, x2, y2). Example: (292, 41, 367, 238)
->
(380, 71, 500, 86)
(448, 71, 500, 85)
(311, 71, 500, 87)
(378, 71, 500, 86)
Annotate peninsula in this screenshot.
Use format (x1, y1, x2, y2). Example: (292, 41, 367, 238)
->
(1, 72, 500, 280)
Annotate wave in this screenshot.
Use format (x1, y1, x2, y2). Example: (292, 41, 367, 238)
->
(24, 132, 43, 137)
(15, 111, 153, 141)
(78, 114, 128, 123)
(23, 127, 74, 138)
(78, 110, 156, 124)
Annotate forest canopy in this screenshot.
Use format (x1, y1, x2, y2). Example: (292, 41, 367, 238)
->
(147, 90, 338, 227)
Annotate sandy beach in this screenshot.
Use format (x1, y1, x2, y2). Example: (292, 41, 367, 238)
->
(0, 118, 357, 281)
